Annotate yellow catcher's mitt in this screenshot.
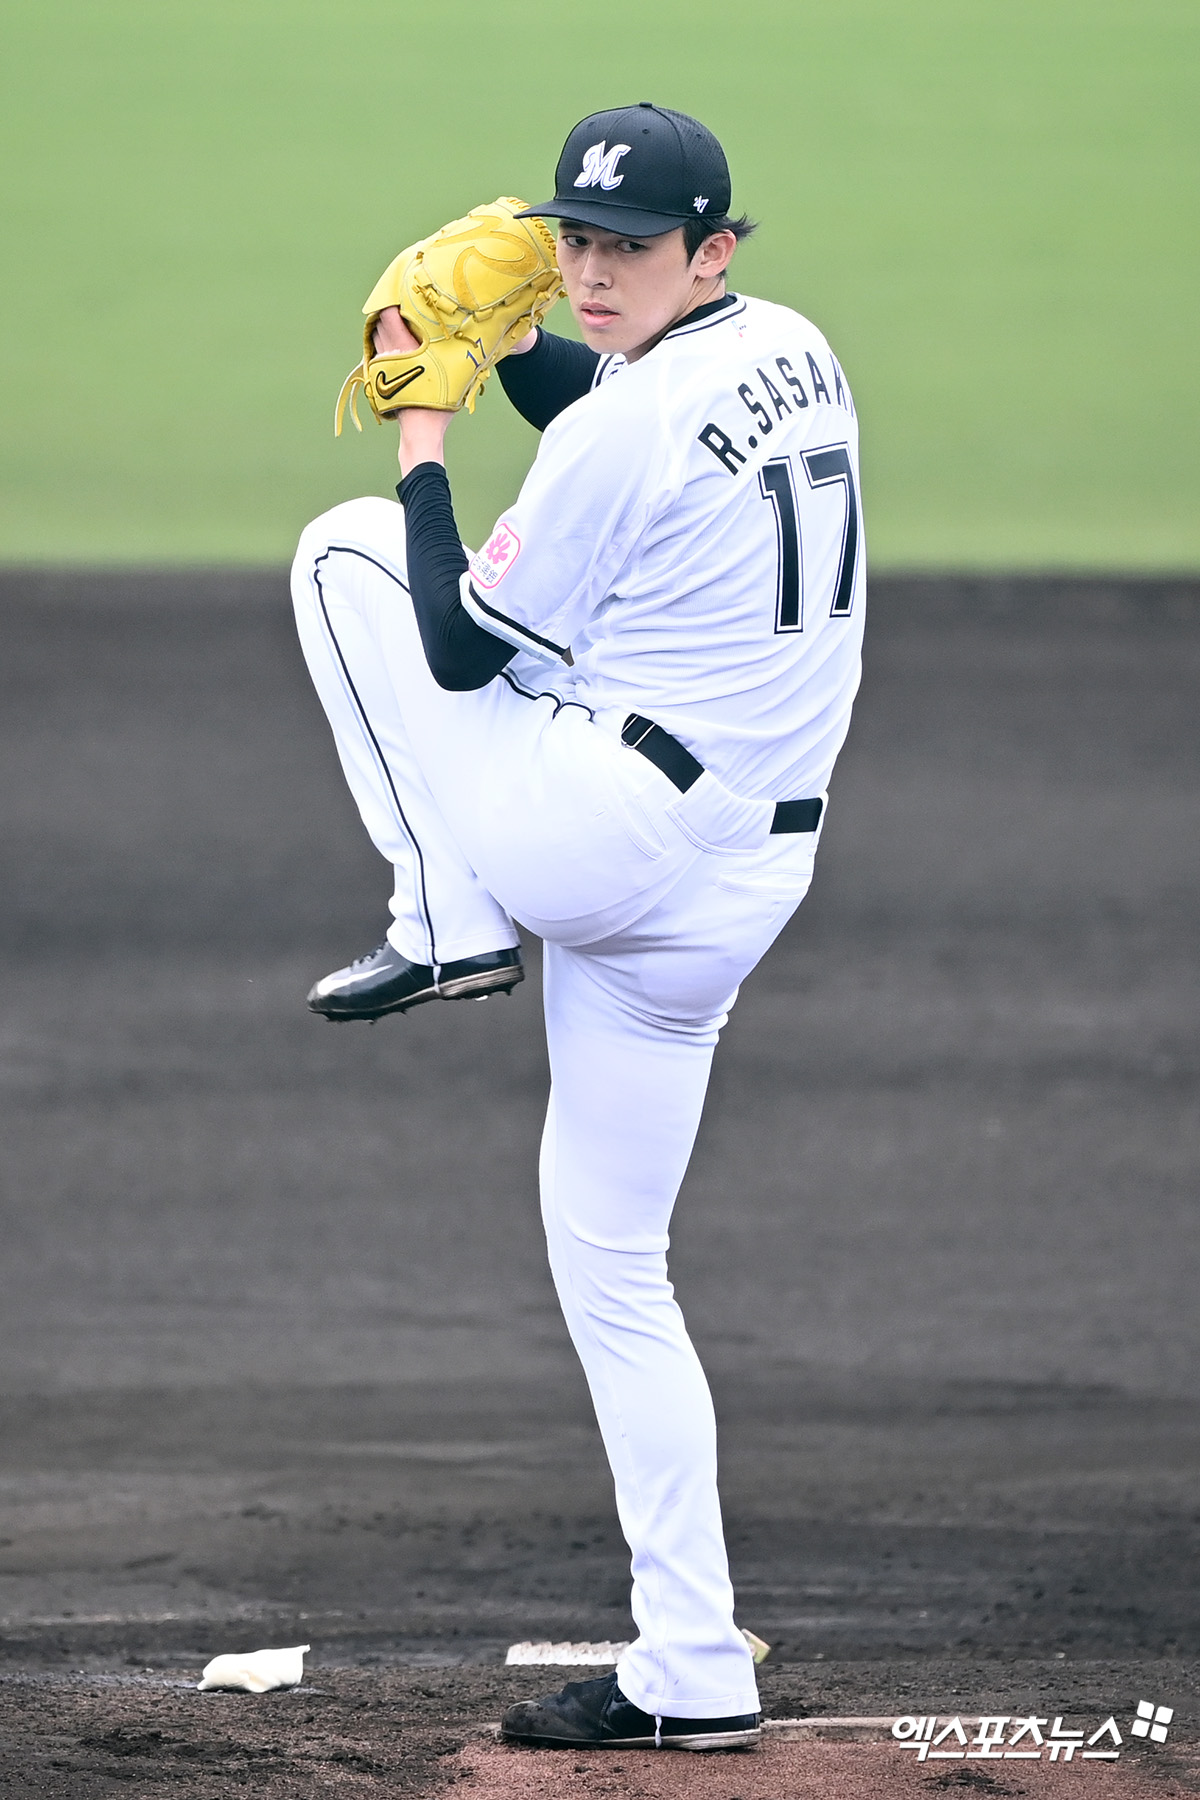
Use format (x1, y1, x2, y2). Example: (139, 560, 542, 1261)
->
(334, 198, 564, 433)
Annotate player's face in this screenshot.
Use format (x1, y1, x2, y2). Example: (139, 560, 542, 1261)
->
(556, 223, 736, 362)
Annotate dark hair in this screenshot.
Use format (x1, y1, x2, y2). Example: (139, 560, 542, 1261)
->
(682, 211, 757, 261)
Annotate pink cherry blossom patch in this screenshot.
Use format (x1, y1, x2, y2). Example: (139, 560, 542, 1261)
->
(471, 521, 521, 590)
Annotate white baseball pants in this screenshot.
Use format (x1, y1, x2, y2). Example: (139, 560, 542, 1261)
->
(291, 497, 820, 1718)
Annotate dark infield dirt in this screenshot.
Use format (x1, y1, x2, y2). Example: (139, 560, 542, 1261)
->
(2, 1661, 1198, 1797)
(0, 569, 1196, 1795)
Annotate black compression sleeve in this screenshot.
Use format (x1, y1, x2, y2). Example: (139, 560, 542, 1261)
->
(496, 329, 601, 430)
(396, 463, 516, 691)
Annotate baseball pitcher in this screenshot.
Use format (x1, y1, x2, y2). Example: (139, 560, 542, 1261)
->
(291, 103, 865, 1751)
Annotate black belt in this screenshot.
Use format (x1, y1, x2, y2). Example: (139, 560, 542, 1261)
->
(621, 715, 824, 834)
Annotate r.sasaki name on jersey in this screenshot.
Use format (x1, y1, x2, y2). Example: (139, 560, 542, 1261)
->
(695, 344, 856, 477)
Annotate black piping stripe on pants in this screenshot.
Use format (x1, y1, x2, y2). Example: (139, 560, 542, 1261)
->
(311, 545, 440, 968)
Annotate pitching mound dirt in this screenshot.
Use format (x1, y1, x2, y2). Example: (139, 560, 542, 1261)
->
(451, 1737, 1192, 1800)
(3, 1667, 1195, 1799)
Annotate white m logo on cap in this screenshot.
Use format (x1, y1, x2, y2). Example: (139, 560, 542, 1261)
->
(574, 141, 631, 191)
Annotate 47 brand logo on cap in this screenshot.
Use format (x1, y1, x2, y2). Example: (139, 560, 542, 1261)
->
(575, 141, 631, 191)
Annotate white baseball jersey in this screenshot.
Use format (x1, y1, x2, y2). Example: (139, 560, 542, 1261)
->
(462, 293, 865, 803)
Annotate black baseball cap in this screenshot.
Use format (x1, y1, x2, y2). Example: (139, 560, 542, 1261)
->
(517, 103, 732, 238)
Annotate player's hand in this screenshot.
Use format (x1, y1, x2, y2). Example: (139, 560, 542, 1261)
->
(371, 308, 455, 474)
(373, 305, 419, 357)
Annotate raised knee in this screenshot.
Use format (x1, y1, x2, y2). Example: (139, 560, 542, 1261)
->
(292, 495, 406, 576)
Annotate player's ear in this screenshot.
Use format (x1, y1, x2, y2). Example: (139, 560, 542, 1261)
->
(691, 229, 737, 277)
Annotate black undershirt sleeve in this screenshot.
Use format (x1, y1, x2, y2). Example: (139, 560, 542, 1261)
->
(396, 463, 516, 692)
(496, 329, 601, 430)
(397, 326, 603, 688)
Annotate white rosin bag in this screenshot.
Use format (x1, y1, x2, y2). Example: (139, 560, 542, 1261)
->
(197, 1644, 311, 1692)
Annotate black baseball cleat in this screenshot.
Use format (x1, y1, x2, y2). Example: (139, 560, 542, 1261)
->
(499, 1671, 761, 1752)
(306, 941, 523, 1021)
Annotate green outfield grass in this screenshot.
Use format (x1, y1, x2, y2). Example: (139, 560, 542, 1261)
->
(1, 0, 1196, 566)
